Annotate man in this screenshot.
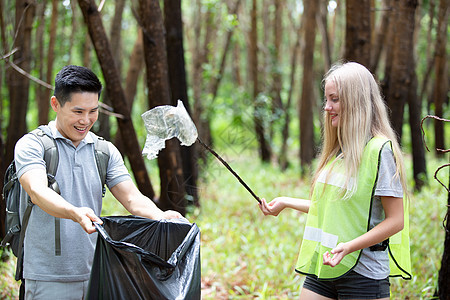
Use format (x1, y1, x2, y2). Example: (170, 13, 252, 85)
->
(15, 65, 184, 299)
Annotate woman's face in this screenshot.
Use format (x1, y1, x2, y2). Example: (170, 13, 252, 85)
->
(324, 80, 340, 128)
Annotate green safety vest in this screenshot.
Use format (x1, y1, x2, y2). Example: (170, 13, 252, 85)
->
(296, 137, 411, 280)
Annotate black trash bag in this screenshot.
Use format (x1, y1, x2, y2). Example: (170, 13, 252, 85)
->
(87, 215, 201, 300)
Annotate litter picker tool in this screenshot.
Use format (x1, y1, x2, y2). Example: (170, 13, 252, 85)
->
(141, 100, 261, 204)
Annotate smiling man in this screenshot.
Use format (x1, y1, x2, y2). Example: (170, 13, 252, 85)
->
(14, 65, 184, 299)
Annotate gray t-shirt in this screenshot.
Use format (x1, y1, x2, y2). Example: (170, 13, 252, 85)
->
(15, 121, 131, 282)
(353, 143, 403, 279)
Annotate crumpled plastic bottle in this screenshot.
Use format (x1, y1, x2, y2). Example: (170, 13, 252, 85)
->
(141, 100, 198, 160)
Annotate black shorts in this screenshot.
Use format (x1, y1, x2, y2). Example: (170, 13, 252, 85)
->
(303, 271, 390, 299)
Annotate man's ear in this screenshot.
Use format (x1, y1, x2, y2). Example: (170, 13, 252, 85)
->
(50, 96, 59, 112)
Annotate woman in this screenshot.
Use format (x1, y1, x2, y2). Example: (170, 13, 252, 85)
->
(259, 62, 411, 299)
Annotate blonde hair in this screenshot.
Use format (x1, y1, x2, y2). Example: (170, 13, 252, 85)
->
(312, 62, 407, 198)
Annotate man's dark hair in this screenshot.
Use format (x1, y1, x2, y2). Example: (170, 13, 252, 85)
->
(54, 65, 102, 106)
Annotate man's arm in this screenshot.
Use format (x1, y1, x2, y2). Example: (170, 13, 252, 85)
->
(19, 168, 102, 234)
(109, 179, 184, 220)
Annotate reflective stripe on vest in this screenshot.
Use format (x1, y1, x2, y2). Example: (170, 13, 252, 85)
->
(295, 137, 411, 280)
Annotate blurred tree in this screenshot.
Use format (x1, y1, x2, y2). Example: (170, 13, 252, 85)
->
(299, 0, 318, 172)
(164, 0, 199, 206)
(138, 0, 186, 214)
(345, 0, 371, 68)
(370, 0, 391, 73)
(35, 0, 48, 125)
(96, 0, 125, 141)
(385, 0, 427, 190)
(432, 0, 449, 156)
(39, 0, 57, 126)
(251, 0, 271, 162)
(78, 0, 155, 198)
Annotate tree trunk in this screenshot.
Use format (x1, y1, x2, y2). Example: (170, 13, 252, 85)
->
(67, 0, 78, 63)
(317, 0, 332, 73)
(299, 0, 317, 172)
(5, 0, 35, 166)
(408, 73, 427, 190)
(2, 0, 35, 240)
(96, 0, 125, 140)
(35, 0, 47, 124)
(438, 169, 450, 299)
(40, 0, 58, 125)
(164, 0, 199, 207)
(78, 0, 155, 198)
(433, 0, 449, 155)
(138, 0, 186, 214)
(208, 0, 241, 102)
(191, 0, 214, 149)
(370, 0, 391, 72)
(279, 9, 303, 171)
(345, 0, 371, 68)
(250, 0, 271, 162)
(124, 29, 144, 107)
(113, 29, 145, 156)
(270, 0, 283, 140)
(385, 0, 418, 141)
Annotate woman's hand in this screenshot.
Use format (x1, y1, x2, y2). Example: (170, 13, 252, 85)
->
(258, 197, 286, 216)
(323, 242, 350, 267)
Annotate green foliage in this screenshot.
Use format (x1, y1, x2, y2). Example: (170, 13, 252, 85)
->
(0, 248, 19, 299)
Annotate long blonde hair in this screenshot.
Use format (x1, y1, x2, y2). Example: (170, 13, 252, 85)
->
(312, 62, 407, 198)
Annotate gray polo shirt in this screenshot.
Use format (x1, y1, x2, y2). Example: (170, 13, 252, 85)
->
(15, 121, 131, 282)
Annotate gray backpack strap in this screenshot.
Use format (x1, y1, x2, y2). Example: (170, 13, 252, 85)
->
(93, 136, 110, 197)
(30, 126, 61, 256)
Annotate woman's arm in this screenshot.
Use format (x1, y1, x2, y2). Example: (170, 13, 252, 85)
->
(259, 196, 310, 216)
(323, 196, 404, 267)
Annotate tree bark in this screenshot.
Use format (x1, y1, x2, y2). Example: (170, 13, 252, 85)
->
(96, 0, 125, 140)
(40, 0, 58, 125)
(5, 0, 35, 166)
(317, 0, 332, 73)
(35, 0, 47, 125)
(385, 0, 417, 141)
(2, 0, 35, 240)
(78, 0, 155, 198)
(164, 0, 199, 207)
(299, 0, 318, 172)
(370, 0, 391, 72)
(279, 8, 303, 171)
(438, 168, 450, 299)
(345, 0, 371, 68)
(138, 0, 186, 214)
(270, 0, 283, 140)
(114, 28, 145, 156)
(433, 0, 449, 155)
(408, 73, 427, 190)
(250, 0, 271, 162)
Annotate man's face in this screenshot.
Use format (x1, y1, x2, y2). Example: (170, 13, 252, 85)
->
(51, 92, 99, 147)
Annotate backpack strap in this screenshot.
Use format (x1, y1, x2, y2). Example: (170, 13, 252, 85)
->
(93, 136, 110, 197)
(30, 126, 62, 256)
(15, 126, 61, 280)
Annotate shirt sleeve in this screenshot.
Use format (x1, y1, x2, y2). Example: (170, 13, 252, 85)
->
(374, 143, 403, 198)
(14, 133, 47, 179)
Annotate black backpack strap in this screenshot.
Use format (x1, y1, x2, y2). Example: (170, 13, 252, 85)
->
(93, 136, 110, 197)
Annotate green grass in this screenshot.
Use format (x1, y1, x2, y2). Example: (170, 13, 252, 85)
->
(1, 149, 448, 299)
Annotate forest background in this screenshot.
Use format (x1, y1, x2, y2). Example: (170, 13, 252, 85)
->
(0, 0, 449, 299)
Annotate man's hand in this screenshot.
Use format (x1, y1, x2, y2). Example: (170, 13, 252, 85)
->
(71, 207, 103, 234)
